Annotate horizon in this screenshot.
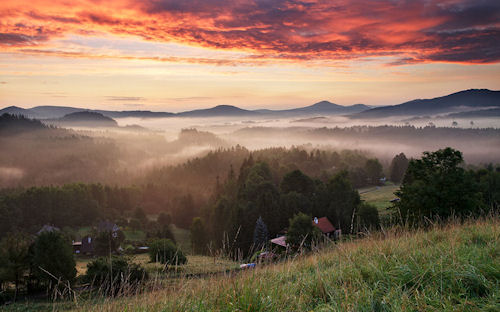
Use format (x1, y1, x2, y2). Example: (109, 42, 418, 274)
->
(1, 1, 500, 111)
(1, 88, 498, 114)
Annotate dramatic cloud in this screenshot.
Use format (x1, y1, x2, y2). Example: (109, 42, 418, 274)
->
(0, 0, 499, 64)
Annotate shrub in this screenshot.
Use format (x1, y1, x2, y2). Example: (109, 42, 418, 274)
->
(148, 239, 187, 265)
(286, 213, 322, 249)
(31, 231, 76, 288)
(356, 202, 380, 231)
(84, 256, 148, 295)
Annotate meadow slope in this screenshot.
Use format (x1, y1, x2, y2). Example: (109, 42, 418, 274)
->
(69, 218, 500, 312)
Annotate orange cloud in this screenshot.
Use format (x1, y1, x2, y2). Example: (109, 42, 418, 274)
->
(0, 0, 499, 64)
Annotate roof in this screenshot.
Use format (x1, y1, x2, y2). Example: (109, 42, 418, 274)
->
(36, 224, 60, 235)
(312, 217, 335, 234)
(270, 236, 287, 248)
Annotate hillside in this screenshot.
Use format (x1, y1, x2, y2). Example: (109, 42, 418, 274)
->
(48, 111, 119, 128)
(351, 89, 500, 119)
(177, 104, 261, 117)
(15, 219, 495, 311)
(0, 113, 49, 134)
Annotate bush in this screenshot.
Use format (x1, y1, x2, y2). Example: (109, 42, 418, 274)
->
(84, 256, 148, 295)
(286, 213, 322, 249)
(148, 239, 187, 265)
(356, 202, 380, 231)
(31, 231, 76, 288)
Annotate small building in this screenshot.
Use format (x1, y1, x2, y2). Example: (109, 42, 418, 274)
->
(312, 217, 335, 237)
(81, 235, 94, 254)
(72, 241, 82, 254)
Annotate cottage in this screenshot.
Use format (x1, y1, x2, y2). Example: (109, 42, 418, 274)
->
(312, 217, 335, 236)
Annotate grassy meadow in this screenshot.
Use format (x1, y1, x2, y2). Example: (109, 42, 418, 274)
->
(57, 218, 496, 311)
(359, 183, 400, 215)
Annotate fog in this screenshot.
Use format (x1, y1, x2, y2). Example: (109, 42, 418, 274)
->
(1, 113, 498, 189)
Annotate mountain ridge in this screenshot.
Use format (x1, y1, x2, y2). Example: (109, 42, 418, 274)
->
(351, 89, 500, 119)
(2, 89, 499, 119)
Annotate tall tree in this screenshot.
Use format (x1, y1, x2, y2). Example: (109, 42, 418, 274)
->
(190, 217, 207, 254)
(390, 153, 409, 183)
(31, 231, 76, 288)
(395, 147, 483, 226)
(253, 216, 269, 249)
(327, 171, 361, 233)
(0, 233, 31, 300)
(365, 159, 383, 185)
(280, 169, 315, 196)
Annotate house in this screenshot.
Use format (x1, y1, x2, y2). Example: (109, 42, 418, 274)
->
(36, 224, 60, 236)
(312, 217, 335, 236)
(81, 235, 94, 254)
(72, 241, 82, 254)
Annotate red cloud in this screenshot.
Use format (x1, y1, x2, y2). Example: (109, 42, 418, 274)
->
(0, 0, 498, 64)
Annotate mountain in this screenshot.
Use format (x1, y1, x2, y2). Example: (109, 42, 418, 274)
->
(95, 110, 174, 118)
(351, 89, 500, 119)
(0, 106, 38, 117)
(282, 101, 370, 115)
(47, 111, 118, 127)
(177, 105, 261, 117)
(254, 101, 371, 116)
(0, 106, 174, 119)
(2, 89, 498, 120)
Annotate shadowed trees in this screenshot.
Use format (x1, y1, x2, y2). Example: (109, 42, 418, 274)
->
(395, 147, 483, 226)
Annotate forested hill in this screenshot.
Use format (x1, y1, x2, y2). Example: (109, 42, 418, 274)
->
(49, 111, 119, 127)
(0, 113, 49, 134)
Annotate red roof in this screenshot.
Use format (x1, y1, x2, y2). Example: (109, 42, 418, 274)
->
(313, 217, 335, 234)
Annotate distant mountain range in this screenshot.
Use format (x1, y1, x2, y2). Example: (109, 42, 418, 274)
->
(1, 89, 499, 119)
(351, 89, 500, 119)
(0, 101, 371, 119)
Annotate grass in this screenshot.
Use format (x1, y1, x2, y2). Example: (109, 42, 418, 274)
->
(7, 218, 498, 311)
(122, 229, 146, 242)
(69, 218, 498, 311)
(359, 183, 400, 214)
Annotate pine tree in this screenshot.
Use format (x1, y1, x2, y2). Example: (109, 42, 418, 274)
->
(253, 216, 269, 249)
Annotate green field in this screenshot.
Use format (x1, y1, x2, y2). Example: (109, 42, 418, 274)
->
(359, 183, 400, 214)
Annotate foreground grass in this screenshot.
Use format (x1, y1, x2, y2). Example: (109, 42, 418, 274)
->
(74, 218, 499, 312)
(6, 219, 498, 311)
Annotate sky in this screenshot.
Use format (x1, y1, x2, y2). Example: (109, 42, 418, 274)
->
(0, 0, 499, 112)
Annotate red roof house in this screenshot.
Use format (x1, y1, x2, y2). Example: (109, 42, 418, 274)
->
(312, 217, 335, 235)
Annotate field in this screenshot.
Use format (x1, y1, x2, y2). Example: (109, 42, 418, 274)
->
(359, 183, 400, 215)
